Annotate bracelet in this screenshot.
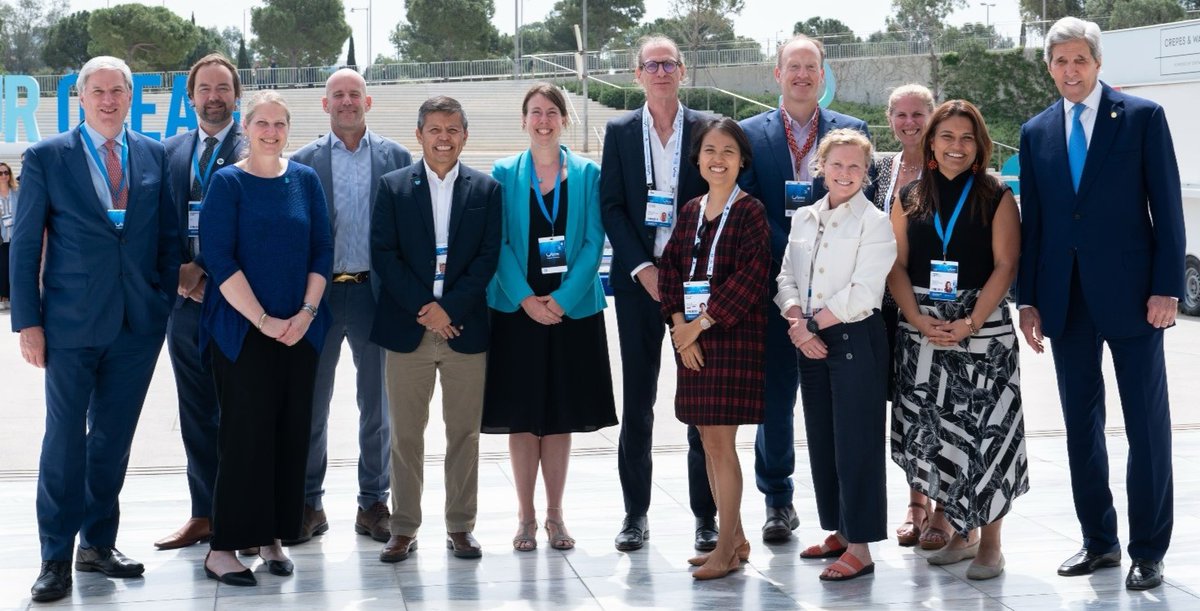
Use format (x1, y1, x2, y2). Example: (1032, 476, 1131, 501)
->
(257, 312, 269, 330)
(965, 317, 978, 335)
(301, 302, 318, 318)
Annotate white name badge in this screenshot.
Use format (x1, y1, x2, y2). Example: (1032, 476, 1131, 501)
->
(106, 209, 126, 230)
(188, 201, 202, 237)
(1, 214, 12, 228)
(645, 189, 674, 227)
(538, 235, 567, 274)
(929, 259, 959, 301)
(434, 243, 448, 293)
(784, 181, 812, 217)
(683, 280, 711, 321)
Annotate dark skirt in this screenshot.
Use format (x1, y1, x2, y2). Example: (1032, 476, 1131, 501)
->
(0, 242, 9, 298)
(482, 308, 618, 436)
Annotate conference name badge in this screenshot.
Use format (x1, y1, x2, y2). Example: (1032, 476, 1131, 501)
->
(1, 214, 11, 229)
(434, 243, 448, 294)
(107, 209, 126, 230)
(784, 181, 812, 217)
(538, 235, 567, 274)
(683, 280, 711, 321)
(188, 201, 202, 237)
(929, 259, 959, 301)
(645, 189, 674, 227)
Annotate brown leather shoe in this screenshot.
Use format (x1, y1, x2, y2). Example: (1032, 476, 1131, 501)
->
(282, 505, 328, 546)
(154, 517, 211, 550)
(446, 532, 482, 559)
(379, 535, 417, 563)
(355, 502, 392, 542)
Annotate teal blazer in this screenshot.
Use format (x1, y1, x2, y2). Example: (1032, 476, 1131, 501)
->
(487, 146, 606, 318)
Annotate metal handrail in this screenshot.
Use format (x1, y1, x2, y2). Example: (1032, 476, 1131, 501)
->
(559, 84, 583, 151)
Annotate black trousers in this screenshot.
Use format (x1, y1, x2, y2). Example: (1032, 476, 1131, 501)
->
(798, 313, 888, 544)
(210, 331, 318, 550)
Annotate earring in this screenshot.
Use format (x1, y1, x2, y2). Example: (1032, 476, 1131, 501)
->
(971, 162, 980, 173)
(927, 159, 938, 170)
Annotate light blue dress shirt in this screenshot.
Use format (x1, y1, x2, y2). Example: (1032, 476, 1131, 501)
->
(330, 132, 373, 273)
(81, 122, 127, 210)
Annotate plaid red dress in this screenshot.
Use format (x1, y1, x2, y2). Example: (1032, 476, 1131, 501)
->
(658, 193, 771, 425)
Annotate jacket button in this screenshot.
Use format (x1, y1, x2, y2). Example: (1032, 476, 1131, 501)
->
(816, 293, 823, 299)
(842, 333, 849, 340)
(845, 353, 853, 360)
(1073, 213, 1081, 220)
(819, 267, 824, 274)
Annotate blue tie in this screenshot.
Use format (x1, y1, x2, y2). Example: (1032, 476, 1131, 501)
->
(1068, 103, 1087, 192)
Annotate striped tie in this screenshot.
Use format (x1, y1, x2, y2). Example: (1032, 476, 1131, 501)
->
(105, 139, 128, 210)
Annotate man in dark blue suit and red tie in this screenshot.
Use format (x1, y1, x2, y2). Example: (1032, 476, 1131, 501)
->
(1018, 17, 1184, 591)
(10, 56, 179, 602)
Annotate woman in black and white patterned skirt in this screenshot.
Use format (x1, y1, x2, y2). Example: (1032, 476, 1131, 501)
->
(886, 100, 1028, 581)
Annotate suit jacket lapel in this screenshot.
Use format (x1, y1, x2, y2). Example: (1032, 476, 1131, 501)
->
(765, 111, 793, 183)
(1039, 100, 1075, 202)
(448, 167, 471, 246)
(215, 124, 241, 170)
(1076, 86, 1121, 203)
(413, 164, 435, 244)
(368, 131, 388, 206)
(64, 129, 110, 223)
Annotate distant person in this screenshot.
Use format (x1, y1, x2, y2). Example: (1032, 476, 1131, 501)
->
(13, 56, 179, 603)
(0, 161, 17, 311)
(483, 83, 617, 552)
(1018, 16, 1183, 591)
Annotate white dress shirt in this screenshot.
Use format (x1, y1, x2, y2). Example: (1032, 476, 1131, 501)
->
(775, 190, 897, 323)
(425, 160, 459, 298)
(1063, 81, 1103, 149)
(630, 107, 681, 280)
(783, 107, 818, 182)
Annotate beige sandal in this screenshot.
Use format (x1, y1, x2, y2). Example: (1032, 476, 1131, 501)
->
(545, 518, 576, 550)
(512, 519, 537, 552)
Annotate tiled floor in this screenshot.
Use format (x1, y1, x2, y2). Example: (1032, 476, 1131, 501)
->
(3, 431, 1200, 610)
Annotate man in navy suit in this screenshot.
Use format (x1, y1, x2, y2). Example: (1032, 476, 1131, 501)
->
(155, 53, 246, 553)
(738, 35, 872, 543)
(289, 68, 412, 546)
(1018, 17, 1183, 591)
(370, 96, 500, 563)
(10, 56, 179, 602)
(599, 34, 718, 552)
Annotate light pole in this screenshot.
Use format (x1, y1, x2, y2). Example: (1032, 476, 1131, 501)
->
(350, 3, 372, 68)
(980, 2, 996, 47)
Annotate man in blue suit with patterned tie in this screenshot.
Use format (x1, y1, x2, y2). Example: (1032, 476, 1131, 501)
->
(1018, 17, 1183, 591)
(10, 56, 179, 602)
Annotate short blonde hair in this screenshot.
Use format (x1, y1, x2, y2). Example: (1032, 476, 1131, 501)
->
(886, 83, 935, 116)
(810, 128, 873, 177)
(242, 90, 290, 126)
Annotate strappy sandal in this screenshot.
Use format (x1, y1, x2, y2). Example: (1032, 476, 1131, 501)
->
(687, 540, 750, 566)
(512, 519, 538, 552)
(896, 501, 931, 547)
(800, 533, 848, 559)
(544, 518, 575, 550)
(919, 507, 949, 550)
(819, 550, 875, 581)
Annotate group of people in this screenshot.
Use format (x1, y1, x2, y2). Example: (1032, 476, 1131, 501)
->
(9, 14, 1181, 603)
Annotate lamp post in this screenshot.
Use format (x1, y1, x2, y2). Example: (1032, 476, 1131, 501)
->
(350, 3, 372, 68)
(980, 2, 996, 47)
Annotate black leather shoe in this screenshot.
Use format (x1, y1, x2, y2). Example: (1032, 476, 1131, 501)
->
(1126, 558, 1164, 590)
(762, 504, 799, 544)
(614, 515, 649, 552)
(74, 547, 144, 578)
(31, 561, 72, 602)
(259, 553, 294, 576)
(694, 517, 718, 551)
(1057, 547, 1122, 576)
(203, 552, 256, 587)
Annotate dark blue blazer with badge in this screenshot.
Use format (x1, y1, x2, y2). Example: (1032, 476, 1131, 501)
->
(9, 126, 180, 347)
(370, 162, 502, 354)
(164, 124, 244, 273)
(1017, 82, 1184, 339)
(599, 105, 711, 294)
(738, 107, 873, 263)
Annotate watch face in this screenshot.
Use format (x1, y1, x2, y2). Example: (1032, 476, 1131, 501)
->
(807, 318, 820, 334)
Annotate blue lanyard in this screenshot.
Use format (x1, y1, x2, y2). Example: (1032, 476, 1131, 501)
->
(191, 135, 222, 196)
(932, 175, 974, 260)
(79, 127, 128, 205)
(530, 150, 564, 234)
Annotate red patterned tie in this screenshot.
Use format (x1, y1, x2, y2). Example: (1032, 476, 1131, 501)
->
(105, 139, 128, 210)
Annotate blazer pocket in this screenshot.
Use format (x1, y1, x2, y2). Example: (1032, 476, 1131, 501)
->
(465, 205, 486, 212)
(43, 273, 87, 289)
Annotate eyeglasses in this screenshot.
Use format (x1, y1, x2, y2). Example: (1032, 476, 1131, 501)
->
(0, 171, 10, 176)
(640, 60, 681, 74)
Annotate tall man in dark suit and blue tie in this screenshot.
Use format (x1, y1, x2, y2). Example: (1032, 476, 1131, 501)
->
(1018, 16, 1184, 591)
(599, 34, 719, 552)
(10, 56, 180, 602)
(156, 53, 247, 552)
(737, 35, 872, 543)
(290, 68, 412, 545)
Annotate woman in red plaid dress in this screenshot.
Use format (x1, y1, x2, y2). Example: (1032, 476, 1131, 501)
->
(658, 118, 771, 580)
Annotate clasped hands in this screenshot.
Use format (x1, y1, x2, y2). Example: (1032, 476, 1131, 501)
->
(177, 262, 206, 302)
(914, 314, 974, 347)
(784, 306, 828, 360)
(418, 302, 460, 339)
(670, 317, 705, 371)
(521, 295, 564, 326)
(260, 309, 314, 346)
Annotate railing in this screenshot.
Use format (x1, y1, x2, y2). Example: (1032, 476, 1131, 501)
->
(559, 84, 582, 151)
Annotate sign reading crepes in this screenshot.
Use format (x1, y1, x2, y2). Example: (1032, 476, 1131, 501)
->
(1160, 22, 1200, 77)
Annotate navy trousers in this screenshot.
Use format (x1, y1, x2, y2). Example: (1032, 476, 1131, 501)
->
(307, 281, 390, 511)
(165, 298, 220, 518)
(755, 301, 801, 509)
(613, 282, 716, 519)
(1050, 269, 1173, 561)
(38, 327, 164, 561)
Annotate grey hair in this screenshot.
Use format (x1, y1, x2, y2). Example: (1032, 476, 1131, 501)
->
(417, 96, 469, 131)
(1044, 17, 1103, 64)
(242, 90, 291, 125)
(78, 56, 133, 92)
(887, 83, 935, 115)
(634, 35, 683, 68)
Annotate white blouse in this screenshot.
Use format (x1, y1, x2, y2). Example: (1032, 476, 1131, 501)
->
(775, 190, 897, 323)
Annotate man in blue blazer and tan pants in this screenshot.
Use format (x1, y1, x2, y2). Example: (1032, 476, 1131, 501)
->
(1018, 17, 1183, 591)
(11, 56, 179, 602)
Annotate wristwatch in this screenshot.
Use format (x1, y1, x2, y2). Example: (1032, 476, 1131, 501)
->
(806, 318, 820, 334)
(699, 316, 712, 330)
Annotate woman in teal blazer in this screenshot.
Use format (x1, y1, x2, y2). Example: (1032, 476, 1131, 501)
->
(483, 83, 617, 553)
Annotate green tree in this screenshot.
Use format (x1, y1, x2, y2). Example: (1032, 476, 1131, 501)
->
(513, 21, 559, 55)
(391, 0, 504, 61)
(669, 0, 746, 58)
(889, 0, 967, 97)
(347, 35, 356, 67)
(793, 17, 859, 45)
(941, 47, 1057, 125)
(252, 0, 351, 67)
(1017, 0, 1085, 33)
(183, 26, 228, 70)
(1089, 0, 1187, 28)
(219, 26, 242, 58)
(237, 37, 251, 70)
(942, 21, 1014, 48)
(542, 0, 645, 51)
(88, 4, 200, 72)
(2, 0, 69, 73)
(42, 9, 90, 72)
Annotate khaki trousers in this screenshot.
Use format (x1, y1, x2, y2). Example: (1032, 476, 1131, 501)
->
(385, 331, 486, 536)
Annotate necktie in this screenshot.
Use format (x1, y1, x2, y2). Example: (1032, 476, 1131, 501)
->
(1068, 103, 1087, 193)
(190, 136, 219, 200)
(105, 139, 128, 210)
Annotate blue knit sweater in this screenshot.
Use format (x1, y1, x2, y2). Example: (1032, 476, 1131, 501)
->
(199, 160, 333, 361)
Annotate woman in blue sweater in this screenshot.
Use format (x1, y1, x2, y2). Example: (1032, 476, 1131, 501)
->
(198, 91, 333, 585)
